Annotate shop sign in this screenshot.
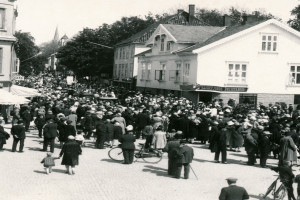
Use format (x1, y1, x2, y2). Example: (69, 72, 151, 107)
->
(180, 84, 248, 92)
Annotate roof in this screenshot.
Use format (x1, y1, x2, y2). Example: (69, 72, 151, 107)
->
(162, 24, 224, 43)
(115, 11, 207, 47)
(134, 49, 152, 57)
(176, 20, 267, 53)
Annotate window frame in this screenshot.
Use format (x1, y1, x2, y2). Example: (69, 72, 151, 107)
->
(260, 33, 278, 52)
(227, 62, 248, 84)
(0, 8, 5, 30)
(289, 64, 300, 85)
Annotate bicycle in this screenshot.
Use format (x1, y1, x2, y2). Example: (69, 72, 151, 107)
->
(108, 143, 163, 163)
(261, 176, 287, 200)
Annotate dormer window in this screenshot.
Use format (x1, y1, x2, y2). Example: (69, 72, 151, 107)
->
(160, 36, 165, 51)
(261, 33, 277, 52)
(167, 42, 172, 51)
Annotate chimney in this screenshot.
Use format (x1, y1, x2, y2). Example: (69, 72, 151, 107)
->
(242, 15, 257, 25)
(177, 9, 184, 14)
(223, 15, 231, 26)
(189, 5, 195, 16)
(189, 4, 195, 24)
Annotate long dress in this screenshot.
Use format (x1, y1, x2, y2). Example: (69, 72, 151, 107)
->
(112, 116, 126, 134)
(59, 140, 82, 166)
(152, 130, 167, 149)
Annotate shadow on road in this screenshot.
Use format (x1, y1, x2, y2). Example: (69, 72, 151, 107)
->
(142, 165, 169, 177)
(27, 147, 42, 152)
(33, 170, 46, 174)
(249, 194, 272, 200)
(101, 158, 122, 163)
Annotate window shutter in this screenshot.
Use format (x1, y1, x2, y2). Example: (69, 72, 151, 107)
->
(0, 48, 3, 74)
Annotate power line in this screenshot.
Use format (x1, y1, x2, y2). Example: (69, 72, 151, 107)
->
(87, 41, 113, 49)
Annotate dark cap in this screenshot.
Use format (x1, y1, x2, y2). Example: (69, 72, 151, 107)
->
(226, 177, 237, 183)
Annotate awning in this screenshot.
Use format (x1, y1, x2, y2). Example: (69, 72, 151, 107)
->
(0, 89, 30, 105)
(11, 85, 41, 97)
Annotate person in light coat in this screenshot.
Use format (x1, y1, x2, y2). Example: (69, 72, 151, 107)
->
(152, 125, 167, 150)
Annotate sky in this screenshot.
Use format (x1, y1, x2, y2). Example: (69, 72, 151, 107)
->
(15, 0, 300, 45)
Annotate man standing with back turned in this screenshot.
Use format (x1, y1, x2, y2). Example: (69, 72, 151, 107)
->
(219, 177, 249, 200)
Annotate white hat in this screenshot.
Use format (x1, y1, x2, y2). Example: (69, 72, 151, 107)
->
(126, 125, 133, 131)
(68, 135, 75, 140)
(227, 121, 234, 126)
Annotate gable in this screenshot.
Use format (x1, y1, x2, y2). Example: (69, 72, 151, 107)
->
(176, 19, 300, 54)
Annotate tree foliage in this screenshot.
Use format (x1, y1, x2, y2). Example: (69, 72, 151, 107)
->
(288, 5, 300, 31)
(57, 14, 161, 77)
(14, 31, 47, 76)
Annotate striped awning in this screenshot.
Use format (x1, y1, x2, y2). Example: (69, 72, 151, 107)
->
(11, 85, 41, 97)
(0, 89, 30, 105)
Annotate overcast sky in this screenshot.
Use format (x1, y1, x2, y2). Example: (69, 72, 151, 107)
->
(16, 0, 300, 45)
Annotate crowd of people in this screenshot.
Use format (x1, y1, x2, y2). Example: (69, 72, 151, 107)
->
(2, 72, 300, 198)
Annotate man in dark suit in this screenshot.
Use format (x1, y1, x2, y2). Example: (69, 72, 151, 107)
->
(219, 177, 249, 200)
(163, 131, 182, 176)
(119, 125, 136, 164)
(174, 140, 194, 179)
(22, 108, 31, 132)
(135, 110, 150, 139)
(42, 119, 58, 153)
(11, 120, 26, 152)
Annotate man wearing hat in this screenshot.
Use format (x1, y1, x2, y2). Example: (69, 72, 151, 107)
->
(259, 131, 271, 168)
(42, 119, 58, 153)
(163, 131, 182, 176)
(118, 125, 136, 164)
(11, 120, 26, 152)
(219, 177, 249, 200)
(174, 140, 194, 179)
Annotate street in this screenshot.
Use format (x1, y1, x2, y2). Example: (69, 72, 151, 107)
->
(0, 125, 290, 200)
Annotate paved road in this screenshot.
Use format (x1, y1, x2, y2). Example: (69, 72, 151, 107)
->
(0, 125, 295, 200)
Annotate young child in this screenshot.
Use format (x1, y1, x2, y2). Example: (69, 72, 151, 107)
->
(75, 129, 85, 147)
(40, 152, 60, 175)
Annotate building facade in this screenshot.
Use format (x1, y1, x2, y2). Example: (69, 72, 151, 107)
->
(0, 0, 18, 91)
(113, 5, 206, 90)
(136, 18, 300, 107)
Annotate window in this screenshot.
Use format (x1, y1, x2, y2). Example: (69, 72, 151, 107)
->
(129, 63, 133, 77)
(141, 63, 146, 79)
(126, 48, 129, 59)
(147, 63, 151, 80)
(118, 64, 122, 77)
(261, 34, 277, 52)
(160, 36, 165, 51)
(289, 65, 300, 85)
(119, 48, 122, 59)
(131, 47, 134, 58)
(167, 42, 172, 51)
(155, 64, 166, 81)
(125, 64, 128, 78)
(12, 58, 19, 73)
(239, 94, 257, 108)
(114, 64, 118, 77)
(122, 48, 125, 59)
(0, 9, 5, 29)
(228, 63, 247, 84)
(183, 63, 190, 83)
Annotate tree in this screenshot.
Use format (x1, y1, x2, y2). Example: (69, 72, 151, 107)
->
(57, 14, 161, 78)
(14, 31, 46, 76)
(195, 9, 224, 26)
(288, 5, 300, 31)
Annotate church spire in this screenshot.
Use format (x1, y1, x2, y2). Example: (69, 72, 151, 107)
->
(53, 26, 59, 42)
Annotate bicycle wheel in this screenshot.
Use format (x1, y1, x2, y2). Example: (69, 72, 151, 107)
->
(142, 149, 163, 163)
(263, 179, 277, 198)
(275, 184, 286, 200)
(108, 147, 123, 161)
